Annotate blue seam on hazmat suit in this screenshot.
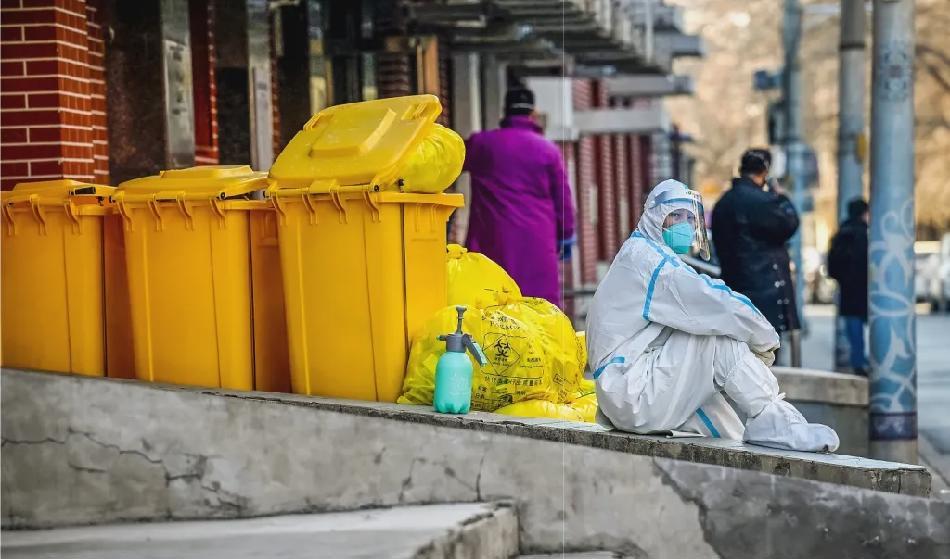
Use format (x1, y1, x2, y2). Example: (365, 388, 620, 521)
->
(643, 260, 668, 321)
(593, 355, 626, 380)
(634, 231, 682, 321)
(696, 407, 721, 438)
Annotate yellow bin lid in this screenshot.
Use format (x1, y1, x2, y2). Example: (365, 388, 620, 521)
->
(269, 94, 443, 189)
(117, 165, 269, 201)
(2, 179, 114, 204)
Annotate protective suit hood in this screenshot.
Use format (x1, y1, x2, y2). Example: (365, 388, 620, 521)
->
(637, 179, 710, 260)
(638, 179, 687, 243)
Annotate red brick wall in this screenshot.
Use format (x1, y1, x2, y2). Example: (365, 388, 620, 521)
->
(572, 78, 598, 285)
(1, 0, 108, 189)
(190, 0, 218, 165)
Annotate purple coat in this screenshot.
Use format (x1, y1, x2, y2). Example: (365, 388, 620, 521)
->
(464, 115, 576, 306)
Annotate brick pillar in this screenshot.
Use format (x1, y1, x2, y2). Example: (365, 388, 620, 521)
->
(637, 135, 652, 207)
(270, 12, 281, 157)
(190, 0, 219, 164)
(86, 0, 107, 182)
(557, 140, 577, 317)
(592, 80, 617, 260)
(613, 127, 630, 244)
(627, 134, 643, 226)
(1, 0, 107, 190)
(572, 79, 598, 285)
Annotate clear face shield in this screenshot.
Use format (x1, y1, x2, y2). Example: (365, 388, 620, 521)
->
(650, 189, 711, 260)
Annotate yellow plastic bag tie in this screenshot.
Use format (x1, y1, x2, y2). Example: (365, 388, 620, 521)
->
(446, 244, 522, 309)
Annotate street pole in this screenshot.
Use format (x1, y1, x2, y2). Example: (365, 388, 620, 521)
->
(783, 0, 805, 367)
(834, 0, 868, 371)
(869, 0, 917, 464)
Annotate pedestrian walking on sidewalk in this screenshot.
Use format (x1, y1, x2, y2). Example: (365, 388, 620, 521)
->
(827, 198, 870, 375)
(463, 87, 576, 308)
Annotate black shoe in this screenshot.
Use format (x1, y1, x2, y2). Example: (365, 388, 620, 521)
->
(853, 367, 868, 377)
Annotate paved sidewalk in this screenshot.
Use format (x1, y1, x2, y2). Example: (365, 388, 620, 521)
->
(802, 305, 950, 498)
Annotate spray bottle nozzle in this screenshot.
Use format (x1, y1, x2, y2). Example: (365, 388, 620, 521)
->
(437, 306, 487, 365)
(454, 305, 466, 335)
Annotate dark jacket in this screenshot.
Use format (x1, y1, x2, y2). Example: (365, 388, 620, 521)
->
(827, 217, 868, 319)
(711, 177, 801, 333)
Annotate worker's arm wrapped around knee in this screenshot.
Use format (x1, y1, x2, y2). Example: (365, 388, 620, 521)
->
(645, 264, 780, 352)
(399, 123, 466, 193)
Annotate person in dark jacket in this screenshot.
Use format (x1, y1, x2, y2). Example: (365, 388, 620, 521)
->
(827, 198, 869, 375)
(712, 149, 801, 337)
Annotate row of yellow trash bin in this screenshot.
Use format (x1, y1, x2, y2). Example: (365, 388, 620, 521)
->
(0, 94, 463, 403)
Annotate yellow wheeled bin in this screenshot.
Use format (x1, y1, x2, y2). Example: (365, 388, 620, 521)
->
(114, 165, 289, 390)
(1, 180, 115, 376)
(268, 94, 464, 402)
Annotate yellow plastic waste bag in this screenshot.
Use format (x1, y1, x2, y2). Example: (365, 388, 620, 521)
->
(399, 294, 584, 411)
(495, 400, 585, 422)
(446, 244, 522, 308)
(400, 124, 466, 193)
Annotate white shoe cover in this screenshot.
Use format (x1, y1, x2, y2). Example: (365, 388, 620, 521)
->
(744, 398, 840, 453)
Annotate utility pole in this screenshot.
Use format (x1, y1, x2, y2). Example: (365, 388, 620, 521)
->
(834, 0, 868, 371)
(782, 0, 805, 367)
(868, 0, 917, 464)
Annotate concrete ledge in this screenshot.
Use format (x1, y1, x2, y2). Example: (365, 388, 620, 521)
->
(0, 369, 926, 496)
(250, 395, 924, 496)
(773, 367, 868, 406)
(3, 369, 947, 558)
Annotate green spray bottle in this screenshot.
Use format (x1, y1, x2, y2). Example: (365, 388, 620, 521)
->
(433, 306, 487, 414)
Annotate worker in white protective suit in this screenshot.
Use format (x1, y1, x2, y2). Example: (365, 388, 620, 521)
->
(587, 179, 839, 452)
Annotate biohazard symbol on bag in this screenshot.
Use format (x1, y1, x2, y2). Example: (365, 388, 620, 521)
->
(399, 292, 586, 412)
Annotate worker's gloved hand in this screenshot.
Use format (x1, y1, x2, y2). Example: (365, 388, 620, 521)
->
(752, 347, 777, 368)
(558, 236, 576, 261)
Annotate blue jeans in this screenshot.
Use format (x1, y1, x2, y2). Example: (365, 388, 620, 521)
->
(844, 316, 867, 371)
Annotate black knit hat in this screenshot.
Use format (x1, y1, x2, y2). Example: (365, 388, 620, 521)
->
(504, 88, 535, 116)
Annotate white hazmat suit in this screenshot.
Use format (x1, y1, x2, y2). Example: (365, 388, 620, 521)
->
(587, 179, 839, 452)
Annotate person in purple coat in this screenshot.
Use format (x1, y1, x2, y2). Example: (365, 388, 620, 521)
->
(463, 87, 576, 307)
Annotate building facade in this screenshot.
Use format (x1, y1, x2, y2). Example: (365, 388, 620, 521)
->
(1, 0, 700, 310)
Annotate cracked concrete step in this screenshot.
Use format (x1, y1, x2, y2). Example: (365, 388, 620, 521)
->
(1, 502, 519, 559)
(519, 553, 630, 558)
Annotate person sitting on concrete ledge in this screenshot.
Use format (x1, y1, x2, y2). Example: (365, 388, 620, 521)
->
(586, 179, 840, 452)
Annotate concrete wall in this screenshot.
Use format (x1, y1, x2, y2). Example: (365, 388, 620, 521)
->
(3, 370, 947, 558)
